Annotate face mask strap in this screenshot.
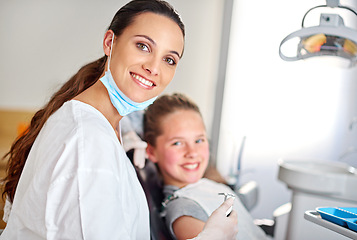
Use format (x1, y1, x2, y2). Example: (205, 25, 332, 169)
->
(107, 34, 115, 72)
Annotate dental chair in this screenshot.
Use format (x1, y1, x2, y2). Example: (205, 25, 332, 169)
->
(126, 149, 173, 240)
(121, 111, 173, 240)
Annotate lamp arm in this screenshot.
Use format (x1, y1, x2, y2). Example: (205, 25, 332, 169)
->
(301, 5, 327, 28)
(338, 6, 357, 16)
(326, 0, 339, 8)
(301, 2, 357, 28)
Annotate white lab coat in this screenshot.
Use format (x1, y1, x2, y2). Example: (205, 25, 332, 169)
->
(0, 100, 150, 240)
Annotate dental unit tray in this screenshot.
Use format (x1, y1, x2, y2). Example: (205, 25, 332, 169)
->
(316, 207, 357, 232)
(304, 207, 357, 239)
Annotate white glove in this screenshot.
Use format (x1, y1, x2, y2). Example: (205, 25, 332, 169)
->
(122, 130, 148, 169)
(3, 197, 12, 223)
(189, 197, 238, 240)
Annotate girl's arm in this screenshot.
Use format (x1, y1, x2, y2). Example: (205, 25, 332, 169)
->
(173, 198, 238, 240)
(173, 216, 205, 240)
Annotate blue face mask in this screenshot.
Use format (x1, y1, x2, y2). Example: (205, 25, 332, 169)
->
(100, 35, 157, 116)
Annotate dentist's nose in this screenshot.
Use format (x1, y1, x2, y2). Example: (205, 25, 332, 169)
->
(143, 58, 160, 76)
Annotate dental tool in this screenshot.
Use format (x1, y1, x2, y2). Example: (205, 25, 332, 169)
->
(218, 193, 235, 217)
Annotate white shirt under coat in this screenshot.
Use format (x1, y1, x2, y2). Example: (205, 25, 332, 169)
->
(0, 100, 150, 240)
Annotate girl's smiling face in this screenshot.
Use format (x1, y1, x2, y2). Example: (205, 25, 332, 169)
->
(105, 12, 184, 103)
(147, 109, 210, 188)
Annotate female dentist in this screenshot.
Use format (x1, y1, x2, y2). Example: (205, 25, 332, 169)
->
(1, 0, 237, 239)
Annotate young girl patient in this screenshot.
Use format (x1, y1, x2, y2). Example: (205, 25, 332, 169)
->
(143, 93, 267, 240)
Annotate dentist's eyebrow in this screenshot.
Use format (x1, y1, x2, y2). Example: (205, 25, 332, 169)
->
(135, 34, 182, 59)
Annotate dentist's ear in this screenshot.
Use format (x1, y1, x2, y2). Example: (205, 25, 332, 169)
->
(103, 30, 115, 57)
(146, 144, 158, 163)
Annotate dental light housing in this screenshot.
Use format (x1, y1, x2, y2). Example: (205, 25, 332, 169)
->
(279, 2, 357, 67)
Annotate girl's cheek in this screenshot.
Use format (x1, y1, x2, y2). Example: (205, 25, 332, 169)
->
(201, 145, 210, 161)
(205, 149, 210, 160)
(164, 149, 180, 165)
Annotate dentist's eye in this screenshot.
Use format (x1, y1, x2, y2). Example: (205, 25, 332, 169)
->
(137, 43, 149, 52)
(164, 57, 176, 66)
(196, 138, 206, 144)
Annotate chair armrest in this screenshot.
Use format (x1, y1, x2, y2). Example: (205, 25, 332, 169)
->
(235, 180, 258, 211)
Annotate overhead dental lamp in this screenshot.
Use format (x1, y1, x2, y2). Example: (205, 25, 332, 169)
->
(279, 0, 357, 67)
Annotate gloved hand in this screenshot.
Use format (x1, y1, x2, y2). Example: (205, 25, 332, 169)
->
(122, 130, 147, 169)
(190, 197, 238, 240)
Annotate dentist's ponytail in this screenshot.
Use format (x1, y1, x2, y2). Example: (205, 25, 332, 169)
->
(2, 56, 107, 202)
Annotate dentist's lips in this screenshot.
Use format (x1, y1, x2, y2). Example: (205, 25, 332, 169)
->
(130, 72, 156, 89)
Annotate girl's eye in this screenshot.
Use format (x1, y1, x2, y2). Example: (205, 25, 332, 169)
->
(137, 43, 149, 52)
(172, 141, 182, 146)
(164, 57, 176, 66)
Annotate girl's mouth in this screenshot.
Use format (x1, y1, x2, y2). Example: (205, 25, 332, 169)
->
(182, 163, 199, 170)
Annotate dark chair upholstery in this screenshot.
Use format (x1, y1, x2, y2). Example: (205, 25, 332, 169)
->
(126, 150, 173, 240)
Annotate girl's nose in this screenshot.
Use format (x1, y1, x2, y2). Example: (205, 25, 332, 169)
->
(185, 144, 198, 158)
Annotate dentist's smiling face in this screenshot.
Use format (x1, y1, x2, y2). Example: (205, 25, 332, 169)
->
(107, 12, 184, 103)
(148, 109, 210, 188)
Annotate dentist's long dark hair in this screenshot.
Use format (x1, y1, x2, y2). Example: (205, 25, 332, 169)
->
(2, 0, 185, 203)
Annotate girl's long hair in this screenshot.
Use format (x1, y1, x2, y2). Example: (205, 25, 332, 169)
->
(2, 0, 185, 203)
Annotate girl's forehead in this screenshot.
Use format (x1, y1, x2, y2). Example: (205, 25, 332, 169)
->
(161, 110, 205, 133)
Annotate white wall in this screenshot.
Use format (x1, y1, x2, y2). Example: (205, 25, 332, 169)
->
(217, 0, 357, 220)
(0, 0, 224, 138)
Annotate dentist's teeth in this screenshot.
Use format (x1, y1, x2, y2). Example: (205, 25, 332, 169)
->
(183, 163, 198, 170)
(131, 73, 153, 87)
